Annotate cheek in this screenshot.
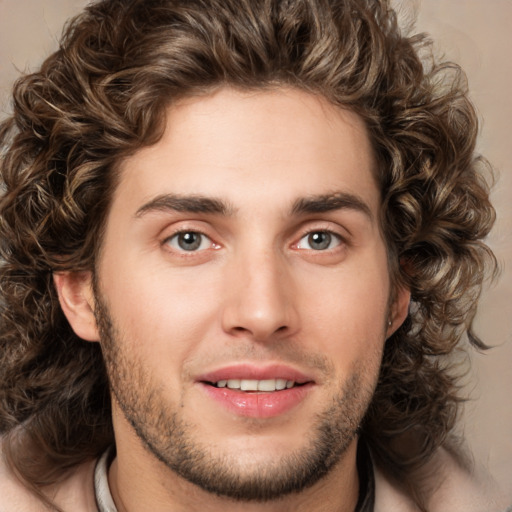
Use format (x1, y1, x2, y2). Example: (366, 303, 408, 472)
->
(103, 262, 222, 357)
(297, 264, 390, 362)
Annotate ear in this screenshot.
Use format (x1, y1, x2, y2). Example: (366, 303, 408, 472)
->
(386, 283, 410, 338)
(53, 271, 100, 341)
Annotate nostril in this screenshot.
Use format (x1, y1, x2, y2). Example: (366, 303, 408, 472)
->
(228, 324, 289, 339)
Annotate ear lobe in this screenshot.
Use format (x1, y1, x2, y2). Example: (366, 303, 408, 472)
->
(387, 284, 410, 338)
(53, 271, 99, 342)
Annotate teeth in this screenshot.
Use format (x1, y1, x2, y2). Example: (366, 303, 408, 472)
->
(275, 379, 287, 390)
(217, 379, 296, 391)
(258, 379, 276, 392)
(241, 379, 258, 391)
(227, 379, 240, 389)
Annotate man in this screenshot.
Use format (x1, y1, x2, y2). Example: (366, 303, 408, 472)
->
(0, 0, 506, 510)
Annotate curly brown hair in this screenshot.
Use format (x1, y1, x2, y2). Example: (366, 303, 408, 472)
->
(0, 0, 496, 508)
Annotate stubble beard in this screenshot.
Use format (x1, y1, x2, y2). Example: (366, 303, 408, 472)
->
(94, 291, 381, 502)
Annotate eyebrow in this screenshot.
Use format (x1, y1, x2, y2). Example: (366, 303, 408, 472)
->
(291, 192, 373, 220)
(135, 194, 235, 218)
(134, 191, 373, 221)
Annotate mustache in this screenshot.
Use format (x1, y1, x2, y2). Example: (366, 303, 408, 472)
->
(183, 341, 335, 376)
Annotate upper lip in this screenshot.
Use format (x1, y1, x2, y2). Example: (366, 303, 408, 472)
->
(196, 364, 314, 384)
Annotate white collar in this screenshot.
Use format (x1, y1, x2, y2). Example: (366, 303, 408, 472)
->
(94, 449, 118, 512)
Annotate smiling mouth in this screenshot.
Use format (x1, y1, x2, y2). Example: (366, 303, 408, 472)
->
(205, 379, 306, 392)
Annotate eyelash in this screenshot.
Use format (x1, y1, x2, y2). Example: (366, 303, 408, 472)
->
(161, 226, 347, 256)
(163, 229, 217, 253)
(294, 228, 345, 252)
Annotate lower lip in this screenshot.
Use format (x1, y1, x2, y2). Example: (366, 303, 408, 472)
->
(199, 383, 314, 418)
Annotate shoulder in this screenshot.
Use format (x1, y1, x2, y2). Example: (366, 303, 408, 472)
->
(373, 446, 509, 512)
(422, 446, 508, 512)
(0, 447, 97, 512)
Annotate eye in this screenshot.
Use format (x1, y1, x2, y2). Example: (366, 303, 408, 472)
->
(165, 231, 213, 252)
(296, 231, 342, 251)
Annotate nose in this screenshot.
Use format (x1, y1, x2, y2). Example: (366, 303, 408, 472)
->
(221, 248, 299, 342)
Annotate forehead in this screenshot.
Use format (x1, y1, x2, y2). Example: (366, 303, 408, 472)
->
(113, 87, 379, 217)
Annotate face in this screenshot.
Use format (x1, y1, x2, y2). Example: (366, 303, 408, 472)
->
(68, 87, 408, 500)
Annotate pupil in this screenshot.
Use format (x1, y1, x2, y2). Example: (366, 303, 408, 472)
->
(309, 232, 331, 250)
(178, 232, 201, 251)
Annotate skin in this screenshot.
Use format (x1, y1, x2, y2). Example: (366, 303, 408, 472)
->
(55, 87, 410, 512)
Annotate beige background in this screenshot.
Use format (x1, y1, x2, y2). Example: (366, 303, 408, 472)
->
(0, 0, 510, 497)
